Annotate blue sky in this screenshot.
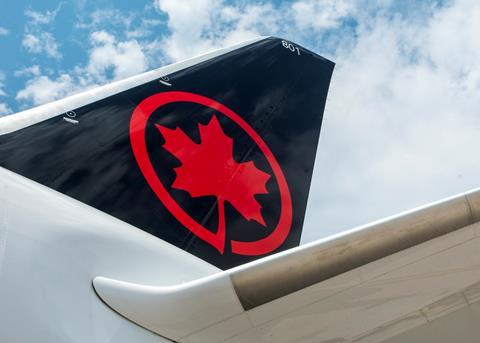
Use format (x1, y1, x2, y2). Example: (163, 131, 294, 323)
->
(0, 1, 166, 111)
(1, 0, 480, 242)
(0, 0, 442, 113)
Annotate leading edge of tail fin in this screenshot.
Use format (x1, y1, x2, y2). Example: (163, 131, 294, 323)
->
(0, 37, 334, 269)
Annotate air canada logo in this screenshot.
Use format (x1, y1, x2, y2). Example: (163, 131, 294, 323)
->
(130, 91, 292, 256)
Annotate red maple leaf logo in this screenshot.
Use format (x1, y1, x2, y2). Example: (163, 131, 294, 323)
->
(156, 115, 271, 253)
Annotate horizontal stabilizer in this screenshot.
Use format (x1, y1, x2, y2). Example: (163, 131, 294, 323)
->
(94, 188, 480, 342)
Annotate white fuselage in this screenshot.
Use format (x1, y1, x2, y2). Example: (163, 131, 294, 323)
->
(0, 167, 219, 342)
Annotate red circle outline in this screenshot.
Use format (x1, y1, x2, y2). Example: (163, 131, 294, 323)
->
(130, 91, 292, 256)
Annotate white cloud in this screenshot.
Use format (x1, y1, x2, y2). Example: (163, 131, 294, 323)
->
(87, 31, 148, 81)
(75, 8, 161, 40)
(302, 0, 480, 241)
(16, 31, 149, 107)
(22, 32, 61, 59)
(14, 65, 41, 78)
(22, 5, 63, 59)
(155, 0, 280, 61)
(25, 3, 63, 25)
(16, 74, 76, 107)
(0, 26, 9, 36)
(0, 103, 12, 116)
(76, 8, 134, 30)
(292, 0, 355, 30)
(126, 18, 163, 39)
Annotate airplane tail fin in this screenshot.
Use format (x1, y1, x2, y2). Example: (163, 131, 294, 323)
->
(0, 37, 334, 269)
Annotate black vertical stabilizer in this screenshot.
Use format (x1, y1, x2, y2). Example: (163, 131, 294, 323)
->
(0, 37, 334, 269)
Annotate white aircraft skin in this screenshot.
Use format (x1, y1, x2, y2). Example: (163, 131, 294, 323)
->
(0, 167, 195, 342)
(3, 37, 480, 343)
